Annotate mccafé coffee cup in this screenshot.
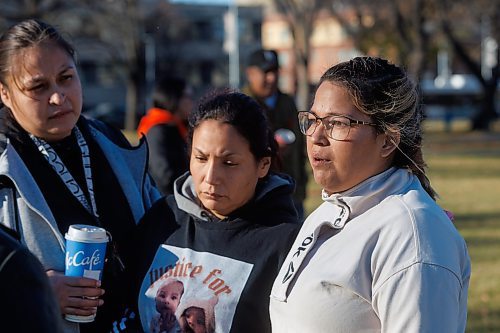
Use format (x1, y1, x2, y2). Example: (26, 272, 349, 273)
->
(64, 224, 109, 323)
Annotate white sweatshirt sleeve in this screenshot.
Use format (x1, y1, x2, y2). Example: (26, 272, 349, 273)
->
(372, 262, 467, 333)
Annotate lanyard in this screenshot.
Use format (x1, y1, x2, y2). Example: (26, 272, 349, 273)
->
(30, 127, 99, 219)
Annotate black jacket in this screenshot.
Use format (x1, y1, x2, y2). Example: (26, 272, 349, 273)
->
(0, 224, 64, 332)
(242, 87, 308, 203)
(146, 123, 188, 196)
(118, 172, 300, 333)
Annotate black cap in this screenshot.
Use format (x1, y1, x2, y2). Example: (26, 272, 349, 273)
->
(248, 49, 279, 72)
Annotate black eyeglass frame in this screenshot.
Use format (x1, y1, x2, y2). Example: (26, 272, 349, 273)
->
(297, 111, 378, 141)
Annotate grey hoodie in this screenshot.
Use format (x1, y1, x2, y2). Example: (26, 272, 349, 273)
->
(0, 118, 161, 333)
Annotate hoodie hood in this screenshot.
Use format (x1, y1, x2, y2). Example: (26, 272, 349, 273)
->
(172, 171, 298, 225)
(176, 293, 218, 333)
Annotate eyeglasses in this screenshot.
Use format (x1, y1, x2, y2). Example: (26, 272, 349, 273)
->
(298, 111, 377, 141)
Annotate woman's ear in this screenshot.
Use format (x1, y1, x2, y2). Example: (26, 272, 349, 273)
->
(379, 132, 400, 158)
(0, 83, 11, 108)
(258, 156, 272, 178)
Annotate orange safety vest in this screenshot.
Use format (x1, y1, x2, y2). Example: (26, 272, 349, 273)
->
(137, 108, 188, 140)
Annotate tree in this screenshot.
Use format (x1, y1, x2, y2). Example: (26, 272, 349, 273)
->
(328, 0, 436, 80)
(0, 0, 68, 30)
(61, 0, 172, 131)
(436, 0, 499, 130)
(329, 0, 498, 130)
(332, 0, 500, 130)
(271, 0, 329, 110)
(79, 0, 145, 131)
(269, 0, 436, 108)
(1, 0, 173, 131)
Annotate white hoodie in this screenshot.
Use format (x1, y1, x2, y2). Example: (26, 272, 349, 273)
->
(270, 168, 470, 333)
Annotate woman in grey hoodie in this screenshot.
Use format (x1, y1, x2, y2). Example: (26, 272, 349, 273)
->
(0, 19, 160, 333)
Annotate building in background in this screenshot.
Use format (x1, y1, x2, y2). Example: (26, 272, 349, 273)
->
(81, 0, 265, 127)
(154, 2, 263, 97)
(261, 8, 359, 95)
(0, 0, 360, 128)
(79, 0, 359, 112)
(2, 0, 494, 129)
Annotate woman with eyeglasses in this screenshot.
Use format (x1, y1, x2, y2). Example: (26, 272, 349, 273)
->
(270, 57, 470, 332)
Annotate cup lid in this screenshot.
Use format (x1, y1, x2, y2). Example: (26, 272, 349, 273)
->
(66, 224, 109, 242)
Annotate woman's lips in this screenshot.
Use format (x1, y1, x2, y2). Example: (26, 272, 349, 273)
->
(310, 155, 331, 167)
(49, 110, 72, 119)
(202, 192, 223, 200)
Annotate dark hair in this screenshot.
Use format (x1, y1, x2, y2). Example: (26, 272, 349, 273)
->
(319, 56, 436, 199)
(0, 19, 75, 88)
(188, 89, 279, 171)
(152, 75, 188, 112)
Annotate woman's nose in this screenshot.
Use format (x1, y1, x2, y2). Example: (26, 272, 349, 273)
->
(310, 121, 329, 145)
(204, 161, 221, 185)
(49, 90, 66, 105)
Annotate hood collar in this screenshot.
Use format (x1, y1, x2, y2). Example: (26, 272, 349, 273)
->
(321, 167, 413, 220)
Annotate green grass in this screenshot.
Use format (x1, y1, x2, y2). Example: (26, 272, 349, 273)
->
(304, 120, 500, 332)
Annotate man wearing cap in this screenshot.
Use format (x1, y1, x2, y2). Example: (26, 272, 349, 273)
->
(243, 49, 308, 221)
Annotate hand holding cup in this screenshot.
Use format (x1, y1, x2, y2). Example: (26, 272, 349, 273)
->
(47, 270, 104, 316)
(64, 224, 109, 322)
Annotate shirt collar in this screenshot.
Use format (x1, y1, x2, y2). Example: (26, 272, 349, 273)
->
(321, 167, 413, 220)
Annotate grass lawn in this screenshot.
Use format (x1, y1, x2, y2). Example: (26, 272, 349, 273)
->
(304, 120, 500, 332)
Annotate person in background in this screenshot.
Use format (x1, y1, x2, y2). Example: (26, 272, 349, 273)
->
(0, 224, 64, 333)
(243, 49, 307, 220)
(137, 76, 193, 195)
(113, 90, 300, 333)
(0, 19, 161, 333)
(270, 57, 471, 332)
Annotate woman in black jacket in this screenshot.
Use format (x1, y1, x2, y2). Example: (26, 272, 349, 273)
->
(115, 90, 300, 333)
(0, 224, 63, 333)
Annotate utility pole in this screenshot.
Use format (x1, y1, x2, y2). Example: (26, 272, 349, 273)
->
(144, 33, 156, 110)
(224, 0, 240, 89)
(481, 16, 498, 80)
